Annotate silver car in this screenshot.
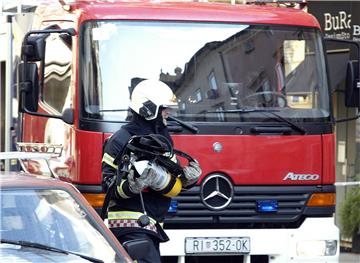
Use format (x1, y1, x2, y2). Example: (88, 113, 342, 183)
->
(0, 171, 133, 263)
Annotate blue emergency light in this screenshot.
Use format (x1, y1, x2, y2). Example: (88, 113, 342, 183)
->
(168, 200, 178, 213)
(256, 200, 278, 213)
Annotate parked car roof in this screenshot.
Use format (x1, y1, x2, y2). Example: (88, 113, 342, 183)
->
(1, 171, 67, 187)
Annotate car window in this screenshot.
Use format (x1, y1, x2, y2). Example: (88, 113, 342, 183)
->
(0, 189, 125, 262)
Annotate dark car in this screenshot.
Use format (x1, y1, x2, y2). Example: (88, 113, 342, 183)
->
(0, 171, 133, 263)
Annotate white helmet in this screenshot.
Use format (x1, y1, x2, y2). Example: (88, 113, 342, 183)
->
(129, 79, 178, 120)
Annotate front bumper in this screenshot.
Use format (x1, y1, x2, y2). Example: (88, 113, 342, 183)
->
(160, 217, 339, 263)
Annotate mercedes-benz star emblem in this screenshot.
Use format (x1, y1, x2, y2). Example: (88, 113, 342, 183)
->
(200, 174, 233, 210)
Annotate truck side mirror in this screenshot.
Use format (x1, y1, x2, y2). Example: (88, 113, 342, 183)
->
(22, 33, 49, 62)
(345, 60, 359, 108)
(324, 37, 360, 122)
(18, 27, 76, 123)
(19, 32, 49, 114)
(18, 62, 39, 113)
(62, 108, 74, 125)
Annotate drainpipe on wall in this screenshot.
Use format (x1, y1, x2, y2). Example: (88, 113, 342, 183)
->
(5, 14, 13, 171)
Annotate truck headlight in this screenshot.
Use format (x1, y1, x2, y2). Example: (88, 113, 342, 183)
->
(296, 240, 337, 256)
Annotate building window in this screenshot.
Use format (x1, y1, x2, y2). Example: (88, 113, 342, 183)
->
(179, 102, 186, 114)
(215, 105, 225, 122)
(208, 71, 218, 91)
(188, 89, 203, 104)
(207, 71, 219, 99)
(195, 89, 202, 103)
(180, 102, 186, 111)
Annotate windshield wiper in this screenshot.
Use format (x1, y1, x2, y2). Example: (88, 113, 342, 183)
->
(207, 108, 278, 114)
(0, 239, 104, 263)
(208, 108, 306, 134)
(264, 110, 306, 134)
(98, 109, 128, 112)
(168, 116, 198, 134)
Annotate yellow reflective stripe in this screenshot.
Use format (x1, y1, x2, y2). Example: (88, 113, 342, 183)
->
(102, 153, 118, 169)
(108, 211, 157, 224)
(108, 211, 143, 219)
(117, 180, 130, 199)
(163, 177, 182, 198)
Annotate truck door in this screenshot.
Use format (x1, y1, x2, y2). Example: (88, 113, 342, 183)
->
(22, 20, 75, 179)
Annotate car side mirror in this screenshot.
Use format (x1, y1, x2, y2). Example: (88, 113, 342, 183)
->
(345, 60, 360, 108)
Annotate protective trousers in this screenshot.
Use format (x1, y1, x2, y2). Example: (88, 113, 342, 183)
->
(116, 231, 161, 263)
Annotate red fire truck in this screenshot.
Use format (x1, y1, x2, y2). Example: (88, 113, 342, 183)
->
(17, 0, 360, 262)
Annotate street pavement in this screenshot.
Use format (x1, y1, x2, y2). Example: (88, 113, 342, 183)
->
(339, 252, 360, 262)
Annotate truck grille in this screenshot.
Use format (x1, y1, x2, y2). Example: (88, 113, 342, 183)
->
(164, 185, 330, 229)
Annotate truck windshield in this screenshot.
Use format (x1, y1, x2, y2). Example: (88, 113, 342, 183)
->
(81, 21, 330, 123)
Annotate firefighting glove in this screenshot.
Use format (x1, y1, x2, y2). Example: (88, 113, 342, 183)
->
(127, 168, 156, 194)
(182, 161, 202, 187)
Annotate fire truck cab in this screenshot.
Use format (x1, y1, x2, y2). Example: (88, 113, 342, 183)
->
(17, 0, 360, 262)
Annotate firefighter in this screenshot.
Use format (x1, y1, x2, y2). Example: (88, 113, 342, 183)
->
(101, 79, 201, 263)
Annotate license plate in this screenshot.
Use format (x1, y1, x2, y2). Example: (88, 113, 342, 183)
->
(185, 237, 250, 254)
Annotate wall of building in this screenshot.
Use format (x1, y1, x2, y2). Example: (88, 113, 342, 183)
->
(308, 0, 360, 231)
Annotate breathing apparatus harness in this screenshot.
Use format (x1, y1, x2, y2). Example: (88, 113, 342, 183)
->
(102, 133, 195, 227)
(117, 133, 195, 177)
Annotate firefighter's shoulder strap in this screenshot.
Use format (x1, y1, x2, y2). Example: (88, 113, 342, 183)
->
(101, 128, 132, 220)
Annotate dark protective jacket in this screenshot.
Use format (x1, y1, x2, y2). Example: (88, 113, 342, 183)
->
(101, 112, 179, 241)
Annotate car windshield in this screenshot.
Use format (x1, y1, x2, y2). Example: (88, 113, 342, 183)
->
(81, 21, 330, 123)
(0, 189, 123, 263)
